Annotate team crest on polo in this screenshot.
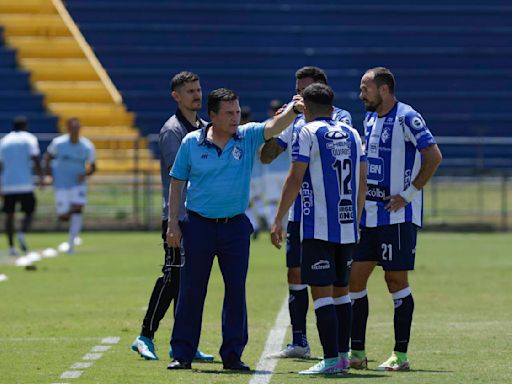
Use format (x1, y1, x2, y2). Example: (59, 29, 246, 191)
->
(232, 146, 243, 160)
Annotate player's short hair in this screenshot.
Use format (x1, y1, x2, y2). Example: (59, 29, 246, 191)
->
(67, 117, 80, 127)
(295, 66, 328, 84)
(170, 71, 200, 91)
(303, 83, 334, 115)
(207, 88, 238, 115)
(366, 67, 395, 93)
(12, 116, 28, 131)
(268, 99, 282, 114)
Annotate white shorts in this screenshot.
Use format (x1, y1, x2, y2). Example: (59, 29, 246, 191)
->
(54, 185, 87, 215)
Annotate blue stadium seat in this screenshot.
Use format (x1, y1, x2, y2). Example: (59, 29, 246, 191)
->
(65, 0, 512, 170)
(0, 27, 58, 136)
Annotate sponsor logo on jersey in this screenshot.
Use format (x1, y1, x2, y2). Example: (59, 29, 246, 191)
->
(324, 130, 349, 141)
(367, 157, 384, 182)
(324, 130, 351, 157)
(338, 199, 354, 224)
(411, 115, 425, 130)
(311, 260, 330, 270)
(301, 181, 313, 216)
(366, 184, 389, 202)
(201, 153, 208, 159)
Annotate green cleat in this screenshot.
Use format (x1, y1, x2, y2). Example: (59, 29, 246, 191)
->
(349, 350, 368, 369)
(375, 352, 410, 371)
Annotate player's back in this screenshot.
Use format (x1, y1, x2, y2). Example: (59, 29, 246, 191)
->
(294, 118, 364, 244)
(0, 131, 39, 194)
(48, 134, 95, 189)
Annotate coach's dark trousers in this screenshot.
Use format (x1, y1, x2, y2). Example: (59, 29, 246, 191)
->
(170, 212, 252, 364)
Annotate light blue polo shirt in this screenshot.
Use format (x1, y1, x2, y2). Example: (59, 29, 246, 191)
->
(170, 122, 266, 218)
(47, 134, 96, 189)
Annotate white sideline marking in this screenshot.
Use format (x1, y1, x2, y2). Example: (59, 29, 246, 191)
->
(55, 336, 120, 382)
(91, 345, 111, 352)
(82, 353, 102, 360)
(249, 296, 289, 384)
(60, 371, 82, 379)
(101, 336, 120, 344)
(0, 337, 100, 342)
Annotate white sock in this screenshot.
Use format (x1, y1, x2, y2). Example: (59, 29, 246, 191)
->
(68, 214, 83, 251)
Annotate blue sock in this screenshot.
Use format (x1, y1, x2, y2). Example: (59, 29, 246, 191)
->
(350, 290, 368, 351)
(393, 287, 414, 353)
(334, 295, 352, 354)
(289, 285, 308, 346)
(314, 298, 338, 359)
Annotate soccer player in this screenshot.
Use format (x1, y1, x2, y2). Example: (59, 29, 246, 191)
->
(44, 117, 96, 255)
(131, 71, 213, 362)
(0, 116, 43, 255)
(271, 83, 366, 374)
(261, 66, 352, 358)
(349, 67, 442, 371)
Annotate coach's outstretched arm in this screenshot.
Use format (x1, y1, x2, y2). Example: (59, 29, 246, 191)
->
(263, 96, 304, 141)
(166, 178, 185, 248)
(384, 143, 442, 212)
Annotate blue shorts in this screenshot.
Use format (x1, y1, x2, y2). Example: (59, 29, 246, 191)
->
(286, 221, 301, 268)
(301, 239, 353, 287)
(354, 222, 418, 271)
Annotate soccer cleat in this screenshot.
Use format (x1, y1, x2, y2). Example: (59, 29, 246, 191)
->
(16, 232, 28, 253)
(349, 350, 368, 369)
(338, 353, 350, 372)
(8, 247, 19, 257)
(375, 352, 410, 371)
(131, 336, 158, 360)
(298, 357, 345, 375)
(269, 344, 311, 358)
(169, 347, 214, 362)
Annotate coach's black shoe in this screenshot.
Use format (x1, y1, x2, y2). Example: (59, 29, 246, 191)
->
(167, 359, 192, 370)
(223, 359, 250, 371)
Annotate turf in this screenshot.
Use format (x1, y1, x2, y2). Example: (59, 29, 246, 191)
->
(0, 232, 511, 383)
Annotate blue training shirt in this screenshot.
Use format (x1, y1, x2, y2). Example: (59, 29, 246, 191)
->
(170, 122, 266, 218)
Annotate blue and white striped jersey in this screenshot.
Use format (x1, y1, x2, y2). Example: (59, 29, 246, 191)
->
(47, 134, 96, 189)
(0, 131, 40, 194)
(361, 101, 436, 228)
(292, 117, 365, 244)
(276, 106, 352, 222)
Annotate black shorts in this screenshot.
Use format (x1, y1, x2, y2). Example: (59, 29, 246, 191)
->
(301, 239, 353, 287)
(353, 222, 418, 271)
(2, 193, 36, 215)
(286, 221, 301, 268)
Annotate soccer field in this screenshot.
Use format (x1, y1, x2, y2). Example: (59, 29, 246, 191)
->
(0, 232, 511, 384)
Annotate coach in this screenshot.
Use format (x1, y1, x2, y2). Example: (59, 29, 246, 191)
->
(166, 88, 304, 371)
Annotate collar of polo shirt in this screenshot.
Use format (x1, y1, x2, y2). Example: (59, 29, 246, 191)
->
(199, 123, 242, 147)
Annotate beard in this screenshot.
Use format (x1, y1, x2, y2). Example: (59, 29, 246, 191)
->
(363, 95, 383, 112)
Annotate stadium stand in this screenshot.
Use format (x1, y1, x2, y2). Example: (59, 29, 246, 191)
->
(0, 25, 58, 151)
(60, 0, 512, 171)
(0, 0, 159, 173)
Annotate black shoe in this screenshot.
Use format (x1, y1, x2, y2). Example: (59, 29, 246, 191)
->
(223, 359, 250, 371)
(167, 359, 192, 370)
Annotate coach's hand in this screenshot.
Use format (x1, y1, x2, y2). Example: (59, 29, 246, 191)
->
(270, 219, 285, 249)
(384, 194, 408, 212)
(167, 219, 182, 249)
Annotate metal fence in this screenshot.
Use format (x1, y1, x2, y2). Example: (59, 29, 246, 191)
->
(2, 134, 511, 232)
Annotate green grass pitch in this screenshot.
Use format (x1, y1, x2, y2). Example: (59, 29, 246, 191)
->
(0, 231, 511, 383)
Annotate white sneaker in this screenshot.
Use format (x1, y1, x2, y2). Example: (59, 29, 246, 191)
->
(269, 344, 310, 358)
(299, 357, 345, 375)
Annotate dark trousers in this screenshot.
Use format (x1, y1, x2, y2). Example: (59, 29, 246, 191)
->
(171, 212, 252, 364)
(140, 220, 181, 339)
